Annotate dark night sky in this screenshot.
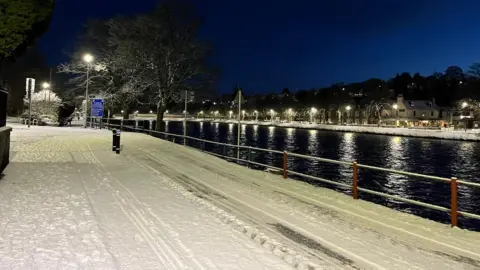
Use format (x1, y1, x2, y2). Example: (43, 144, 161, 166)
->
(39, 0, 480, 94)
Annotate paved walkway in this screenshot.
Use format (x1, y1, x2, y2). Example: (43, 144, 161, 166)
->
(1, 125, 291, 269)
(3, 124, 480, 269)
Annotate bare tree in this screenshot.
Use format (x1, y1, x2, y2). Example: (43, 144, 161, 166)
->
(109, 3, 215, 130)
(58, 19, 143, 119)
(366, 99, 392, 124)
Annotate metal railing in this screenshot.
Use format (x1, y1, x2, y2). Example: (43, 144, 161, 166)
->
(103, 122, 480, 228)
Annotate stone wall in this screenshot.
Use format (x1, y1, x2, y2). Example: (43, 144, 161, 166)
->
(0, 126, 12, 173)
(0, 88, 7, 127)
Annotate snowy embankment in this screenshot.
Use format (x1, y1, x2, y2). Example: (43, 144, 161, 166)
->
(127, 133, 480, 269)
(1, 125, 292, 269)
(161, 118, 480, 141)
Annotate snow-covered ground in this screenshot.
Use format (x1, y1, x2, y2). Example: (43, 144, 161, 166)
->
(4, 124, 480, 269)
(158, 118, 480, 141)
(1, 124, 292, 269)
(122, 129, 480, 269)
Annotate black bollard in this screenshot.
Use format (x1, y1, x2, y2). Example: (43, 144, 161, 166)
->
(112, 129, 117, 151)
(116, 129, 121, 154)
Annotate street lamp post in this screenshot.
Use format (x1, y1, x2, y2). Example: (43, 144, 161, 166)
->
(83, 53, 94, 128)
(345, 105, 351, 124)
(287, 108, 293, 122)
(392, 104, 398, 126)
(42, 82, 50, 101)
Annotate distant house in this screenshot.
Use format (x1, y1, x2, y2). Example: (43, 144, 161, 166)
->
(393, 94, 441, 126)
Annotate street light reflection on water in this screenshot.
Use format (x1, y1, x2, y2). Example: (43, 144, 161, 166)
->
(384, 136, 408, 196)
(267, 126, 275, 145)
(339, 132, 354, 162)
(253, 125, 258, 136)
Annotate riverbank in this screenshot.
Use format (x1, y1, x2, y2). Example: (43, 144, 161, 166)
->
(160, 118, 480, 141)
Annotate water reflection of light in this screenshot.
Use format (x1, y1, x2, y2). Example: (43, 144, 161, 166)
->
(460, 142, 474, 152)
(385, 136, 407, 196)
(453, 142, 476, 201)
(339, 132, 354, 162)
(253, 125, 258, 139)
(286, 128, 295, 148)
(388, 137, 404, 169)
(199, 121, 203, 133)
(307, 129, 318, 154)
(268, 126, 275, 145)
(228, 123, 234, 133)
(165, 121, 169, 133)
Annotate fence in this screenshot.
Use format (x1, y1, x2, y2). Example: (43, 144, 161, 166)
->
(102, 122, 480, 228)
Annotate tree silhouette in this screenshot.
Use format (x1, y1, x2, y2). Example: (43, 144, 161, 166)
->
(0, 0, 55, 72)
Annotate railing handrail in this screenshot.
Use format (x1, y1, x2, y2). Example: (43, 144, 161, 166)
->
(102, 122, 480, 227)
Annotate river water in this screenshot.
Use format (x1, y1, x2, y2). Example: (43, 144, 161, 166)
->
(133, 120, 480, 230)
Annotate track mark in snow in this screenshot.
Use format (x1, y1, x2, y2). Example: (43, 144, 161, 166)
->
(173, 146, 480, 263)
(272, 190, 340, 219)
(124, 152, 322, 269)
(135, 149, 379, 269)
(82, 144, 206, 270)
(270, 223, 359, 269)
(429, 250, 480, 268)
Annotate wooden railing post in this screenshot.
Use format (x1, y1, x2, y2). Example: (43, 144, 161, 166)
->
(352, 162, 359, 199)
(451, 177, 458, 227)
(283, 151, 287, 179)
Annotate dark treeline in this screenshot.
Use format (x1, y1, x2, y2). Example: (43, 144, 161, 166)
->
(183, 64, 480, 121)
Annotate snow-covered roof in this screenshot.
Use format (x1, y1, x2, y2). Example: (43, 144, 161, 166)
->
(402, 100, 440, 110)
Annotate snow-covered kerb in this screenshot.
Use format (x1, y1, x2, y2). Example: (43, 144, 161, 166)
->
(161, 118, 480, 141)
(0, 126, 12, 172)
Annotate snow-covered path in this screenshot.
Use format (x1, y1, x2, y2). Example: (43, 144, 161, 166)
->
(118, 131, 480, 269)
(1, 125, 291, 269)
(4, 125, 480, 269)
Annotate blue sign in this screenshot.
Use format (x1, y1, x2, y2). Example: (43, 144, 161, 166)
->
(91, 99, 104, 118)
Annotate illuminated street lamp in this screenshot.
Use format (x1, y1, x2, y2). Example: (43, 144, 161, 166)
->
(270, 109, 275, 121)
(345, 106, 351, 124)
(83, 53, 94, 128)
(242, 110, 245, 120)
(462, 101, 468, 108)
(287, 108, 294, 122)
(253, 110, 258, 121)
(229, 110, 233, 119)
(392, 104, 399, 126)
(42, 82, 50, 101)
